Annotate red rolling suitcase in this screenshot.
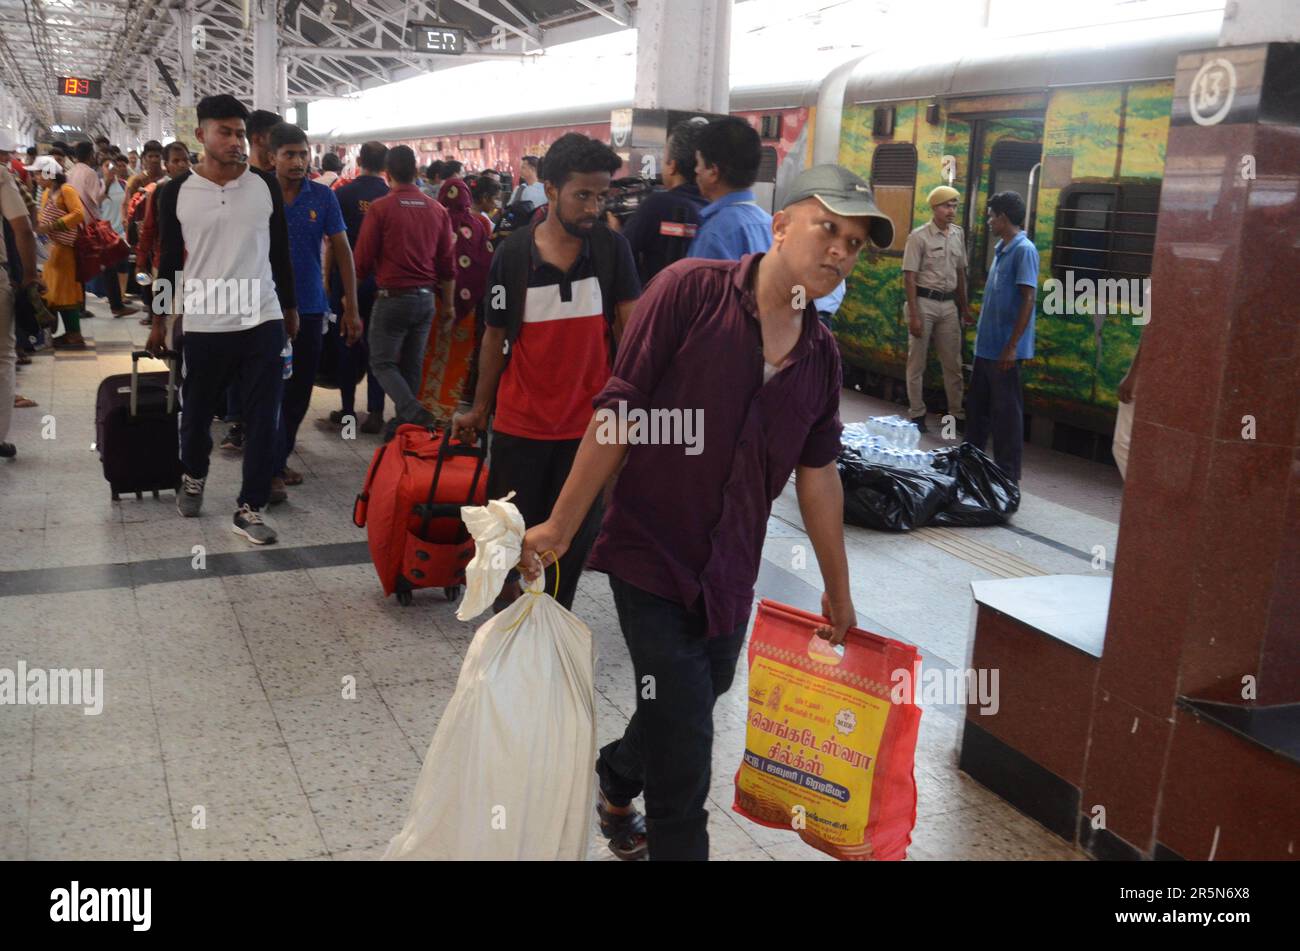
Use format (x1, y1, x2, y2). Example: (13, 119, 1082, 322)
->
(353, 424, 488, 606)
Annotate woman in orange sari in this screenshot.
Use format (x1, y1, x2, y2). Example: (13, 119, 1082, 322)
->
(416, 176, 493, 424)
(32, 157, 87, 349)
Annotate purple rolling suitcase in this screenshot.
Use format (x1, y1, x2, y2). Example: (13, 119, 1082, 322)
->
(95, 350, 184, 500)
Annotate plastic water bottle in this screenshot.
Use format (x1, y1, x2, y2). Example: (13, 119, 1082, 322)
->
(281, 342, 293, 380)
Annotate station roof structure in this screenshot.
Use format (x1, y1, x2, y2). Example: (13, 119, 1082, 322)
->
(0, 0, 639, 139)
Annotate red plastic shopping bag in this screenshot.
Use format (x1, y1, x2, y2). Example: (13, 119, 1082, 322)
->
(732, 599, 922, 860)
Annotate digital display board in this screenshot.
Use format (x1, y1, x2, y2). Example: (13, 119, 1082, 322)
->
(57, 77, 102, 98)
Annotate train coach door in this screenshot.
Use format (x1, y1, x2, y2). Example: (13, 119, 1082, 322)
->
(964, 118, 1044, 291)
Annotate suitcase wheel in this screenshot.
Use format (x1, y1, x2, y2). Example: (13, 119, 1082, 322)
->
(152, 490, 160, 500)
(135, 491, 143, 500)
(111, 491, 120, 501)
(444, 586, 461, 602)
(396, 590, 413, 607)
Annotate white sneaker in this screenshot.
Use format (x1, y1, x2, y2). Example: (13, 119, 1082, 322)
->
(231, 504, 278, 545)
(177, 474, 205, 517)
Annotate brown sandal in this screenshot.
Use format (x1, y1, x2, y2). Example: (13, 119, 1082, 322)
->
(13, 396, 37, 408)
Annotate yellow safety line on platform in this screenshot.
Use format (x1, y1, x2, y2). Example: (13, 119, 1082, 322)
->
(912, 527, 1049, 579)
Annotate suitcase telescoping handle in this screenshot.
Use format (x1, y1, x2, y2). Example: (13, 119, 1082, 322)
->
(130, 349, 180, 418)
(416, 427, 488, 540)
(432, 424, 487, 459)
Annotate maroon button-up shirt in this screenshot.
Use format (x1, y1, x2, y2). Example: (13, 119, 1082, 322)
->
(587, 253, 844, 637)
(353, 182, 455, 289)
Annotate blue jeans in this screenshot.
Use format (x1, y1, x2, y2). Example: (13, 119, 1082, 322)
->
(596, 575, 748, 861)
(368, 290, 434, 422)
(275, 313, 324, 475)
(964, 356, 1023, 482)
(179, 320, 285, 509)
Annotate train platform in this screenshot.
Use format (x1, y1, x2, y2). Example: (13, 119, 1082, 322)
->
(0, 295, 1113, 861)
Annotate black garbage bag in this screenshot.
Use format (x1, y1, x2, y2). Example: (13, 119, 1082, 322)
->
(837, 449, 957, 532)
(930, 443, 1021, 527)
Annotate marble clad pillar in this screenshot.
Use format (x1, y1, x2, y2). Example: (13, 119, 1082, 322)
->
(1085, 41, 1300, 855)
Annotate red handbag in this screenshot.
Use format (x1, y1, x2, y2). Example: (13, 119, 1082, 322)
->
(75, 218, 130, 283)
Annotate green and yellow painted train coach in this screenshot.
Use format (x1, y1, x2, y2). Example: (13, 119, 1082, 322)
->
(801, 11, 1221, 453)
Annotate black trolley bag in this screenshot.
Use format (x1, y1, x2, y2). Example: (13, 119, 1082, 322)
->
(96, 349, 184, 500)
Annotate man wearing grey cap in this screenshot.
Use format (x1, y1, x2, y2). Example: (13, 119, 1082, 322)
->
(518, 165, 893, 861)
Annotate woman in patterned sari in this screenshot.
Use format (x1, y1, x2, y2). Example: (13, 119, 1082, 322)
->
(416, 176, 493, 424)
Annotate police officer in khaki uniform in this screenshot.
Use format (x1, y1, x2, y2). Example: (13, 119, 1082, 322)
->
(903, 185, 971, 431)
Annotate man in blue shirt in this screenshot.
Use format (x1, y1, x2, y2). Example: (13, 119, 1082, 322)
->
(419, 161, 442, 199)
(815, 279, 846, 330)
(687, 117, 846, 317)
(97, 154, 137, 316)
(268, 122, 360, 501)
(688, 117, 772, 261)
(966, 190, 1038, 483)
(507, 155, 547, 209)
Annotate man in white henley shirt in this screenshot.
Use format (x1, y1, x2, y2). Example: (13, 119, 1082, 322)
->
(147, 94, 298, 545)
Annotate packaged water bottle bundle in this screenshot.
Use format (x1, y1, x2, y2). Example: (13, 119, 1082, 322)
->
(842, 419, 937, 471)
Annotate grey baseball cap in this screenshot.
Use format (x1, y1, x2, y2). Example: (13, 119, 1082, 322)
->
(782, 164, 894, 249)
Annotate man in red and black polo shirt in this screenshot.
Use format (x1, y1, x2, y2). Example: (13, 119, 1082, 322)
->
(452, 133, 640, 610)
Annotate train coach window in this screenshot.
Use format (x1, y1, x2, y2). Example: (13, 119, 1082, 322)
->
(872, 107, 896, 137)
(752, 147, 781, 213)
(1053, 183, 1161, 290)
(870, 143, 916, 254)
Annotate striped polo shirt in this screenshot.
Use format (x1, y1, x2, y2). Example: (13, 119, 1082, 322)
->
(486, 229, 640, 441)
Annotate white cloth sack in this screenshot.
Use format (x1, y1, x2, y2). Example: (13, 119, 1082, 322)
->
(383, 498, 596, 860)
(455, 492, 524, 622)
